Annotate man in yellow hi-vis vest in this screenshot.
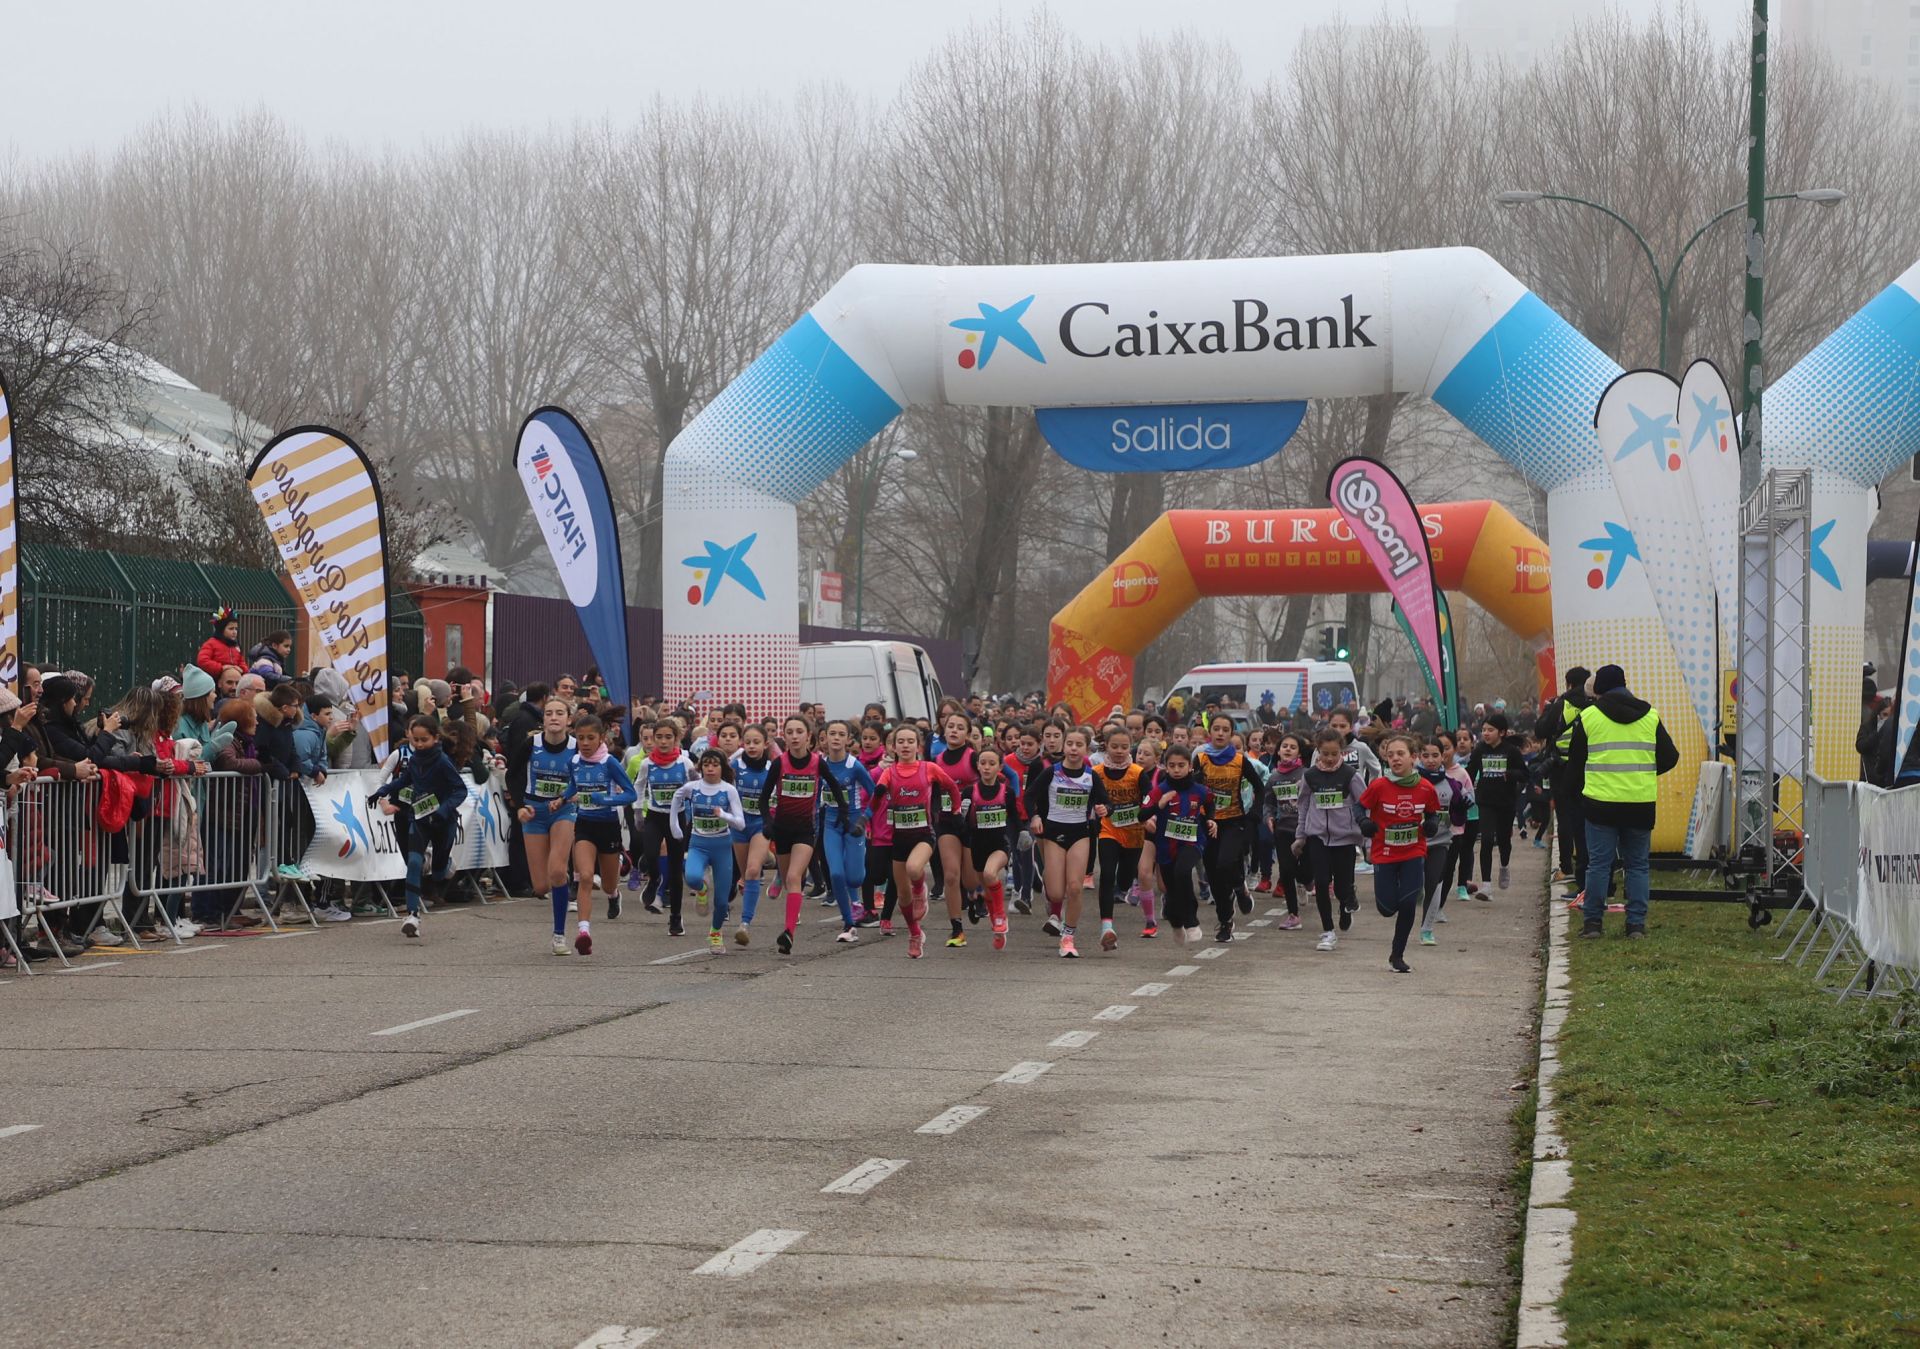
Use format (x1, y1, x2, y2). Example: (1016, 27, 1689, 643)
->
(1565, 663, 1679, 939)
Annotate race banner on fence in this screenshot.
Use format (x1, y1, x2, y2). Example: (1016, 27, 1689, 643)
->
(1326, 456, 1442, 697)
(514, 407, 631, 710)
(1593, 369, 1719, 752)
(1852, 783, 1920, 976)
(0, 366, 18, 694)
(248, 427, 394, 759)
(297, 769, 510, 883)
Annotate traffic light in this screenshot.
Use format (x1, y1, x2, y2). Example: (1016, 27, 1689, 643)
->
(1317, 625, 1334, 661)
(1333, 624, 1350, 660)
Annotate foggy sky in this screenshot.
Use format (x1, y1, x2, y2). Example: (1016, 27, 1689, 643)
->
(8, 0, 1733, 159)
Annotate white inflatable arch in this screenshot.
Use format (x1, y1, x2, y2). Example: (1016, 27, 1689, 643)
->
(662, 248, 1920, 836)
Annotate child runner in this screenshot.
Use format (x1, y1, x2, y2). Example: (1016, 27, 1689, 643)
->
(632, 719, 694, 929)
(1093, 727, 1146, 953)
(1196, 713, 1265, 942)
(1452, 727, 1482, 900)
(932, 711, 981, 945)
(1143, 744, 1213, 946)
(1262, 732, 1307, 930)
(1418, 737, 1472, 946)
(964, 745, 1023, 950)
(819, 719, 876, 944)
(1005, 726, 1042, 914)
(1023, 726, 1108, 958)
(1130, 737, 1163, 937)
(757, 716, 850, 955)
(1358, 732, 1444, 974)
(1293, 727, 1365, 952)
(668, 749, 747, 953)
(515, 698, 577, 954)
(554, 715, 640, 954)
(728, 725, 774, 945)
(372, 715, 468, 940)
(1467, 712, 1527, 894)
(868, 724, 957, 959)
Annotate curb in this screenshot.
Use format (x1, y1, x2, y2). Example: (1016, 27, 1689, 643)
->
(1517, 889, 1575, 1348)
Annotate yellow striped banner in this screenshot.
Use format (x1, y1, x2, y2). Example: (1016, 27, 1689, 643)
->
(248, 426, 392, 759)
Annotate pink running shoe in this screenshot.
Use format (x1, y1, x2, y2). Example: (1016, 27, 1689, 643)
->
(879, 918, 895, 935)
(1059, 934, 1079, 959)
(907, 926, 925, 959)
(991, 914, 1008, 951)
(1278, 913, 1302, 931)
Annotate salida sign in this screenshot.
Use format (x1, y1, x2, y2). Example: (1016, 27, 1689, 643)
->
(1035, 399, 1307, 474)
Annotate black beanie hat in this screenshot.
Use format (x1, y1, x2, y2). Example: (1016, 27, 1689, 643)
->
(1593, 664, 1626, 695)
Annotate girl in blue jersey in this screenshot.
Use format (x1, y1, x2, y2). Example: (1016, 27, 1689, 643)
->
(728, 724, 774, 946)
(554, 715, 639, 956)
(818, 719, 876, 945)
(1142, 744, 1214, 946)
(630, 719, 694, 934)
(668, 750, 747, 953)
(371, 715, 469, 941)
(515, 699, 579, 955)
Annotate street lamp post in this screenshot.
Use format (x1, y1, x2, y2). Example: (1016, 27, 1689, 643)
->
(851, 447, 917, 631)
(1494, 187, 1845, 372)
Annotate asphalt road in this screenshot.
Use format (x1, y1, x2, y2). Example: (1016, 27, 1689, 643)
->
(0, 845, 1546, 1347)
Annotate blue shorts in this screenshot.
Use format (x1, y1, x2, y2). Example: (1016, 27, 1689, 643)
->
(522, 803, 576, 836)
(731, 815, 765, 846)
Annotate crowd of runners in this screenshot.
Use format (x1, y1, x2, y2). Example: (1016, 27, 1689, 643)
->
(430, 678, 1560, 976)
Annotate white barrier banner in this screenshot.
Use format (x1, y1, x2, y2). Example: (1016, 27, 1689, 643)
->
(1852, 783, 1920, 974)
(1684, 760, 1730, 860)
(299, 768, 510, 882)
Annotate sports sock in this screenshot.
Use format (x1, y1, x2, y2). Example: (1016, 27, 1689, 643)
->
(986, 881, 1006, 923)
(1061, 924, 1076, 937)
(743, 877, 761, 924)
(950, 917, 963, 937)
(783, 888, 803, 934)
(550, 884, 568, 935)
(577, 918, 590, 933)
(1100, 918, 1114, 931)
(1140, 891, 1157, 924)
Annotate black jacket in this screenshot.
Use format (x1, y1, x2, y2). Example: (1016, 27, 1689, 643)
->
(1565, 688, 1682, 831)
(1538, 690, 1592, 777)
(1856, 706, 1896, 788)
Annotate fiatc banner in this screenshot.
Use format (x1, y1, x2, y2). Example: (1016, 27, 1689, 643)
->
(249, 428, 394, 759)
(1593, 369, 1718, 753)
(1326, 457, 1442, 697)
(1034, 400, 1307, 473)
(515, 407, 630, 710)
(0, 367, 17, 693)
(298, 769, 511, 882)
(1854, 783, 1920, 977)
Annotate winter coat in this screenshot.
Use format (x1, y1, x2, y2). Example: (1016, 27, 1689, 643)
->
(250, 694, 297, 781)
(1564, 687, 1682, 831)
(196, 636, 244, 679)
(290, 718, 329, 778)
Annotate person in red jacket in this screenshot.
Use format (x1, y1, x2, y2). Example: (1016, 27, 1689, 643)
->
(1358, 732, 1444, 975)
(196, 608, 244, 680)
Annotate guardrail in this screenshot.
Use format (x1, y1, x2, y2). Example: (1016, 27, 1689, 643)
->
(1779, 776, 1919, 1006)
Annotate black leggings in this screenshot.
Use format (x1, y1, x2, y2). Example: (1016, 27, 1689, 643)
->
(637, 811, 686, 918)
(1159, 848, 1204, 931)
(864, 846, 899, 919)
(1096, 838, 1141, 921)
(1203, 816, 1252, 924)
(1307, 838, 1357, 932)
(1478, 802, 1515, 880)
(1453, 822, 1479, 889)
(1271, 827, 1302, 915)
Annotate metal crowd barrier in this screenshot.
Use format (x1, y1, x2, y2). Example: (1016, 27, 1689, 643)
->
(1781, 775, 1917, 1005)
(3, 771, 308, 974)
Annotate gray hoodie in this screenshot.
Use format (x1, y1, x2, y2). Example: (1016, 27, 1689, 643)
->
(313, 668, 376, 770)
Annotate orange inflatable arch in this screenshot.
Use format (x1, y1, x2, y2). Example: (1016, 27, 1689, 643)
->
(1047, 501, 1552, 720)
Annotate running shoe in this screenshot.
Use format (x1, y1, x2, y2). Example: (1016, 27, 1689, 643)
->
(777, 928, 794, 955)
(946, 931, 967, 948)
(1436, 910, 1450, 923)
(574, 927, 592, 956)
(1059, 934, 1079, 958)
(551, 935, 568, 956)
(667, 919, 685, 937)
(708, 930, 725, 951)
(1041, 915, 1062, 937)
(1082, 874, 1095, 890)
(1099, 927, 1117, 953)
(1533, 834, 1549, 850)
(1420, 929, 1437, 946)
(836, 926, 859, 944)
(967, 896, 985, 924)
(695, 886, 709, 916)
(1254, 878, 1273, 893)
(568, 899, 579, 913)
(1013, 894, 1033, 916)
(1236, 890, 1253, 915)
(1278, 913, 1302, 931)
(1389, 957, 1412, 973)
(1354, 860, 1373, 877)
(1497, 865, 1510, 890)
(855, 914, 881, 929)
(1185, 926, 1203, 946)
(401, 914, 420, 939)
(607, 891, 622, 920)
(1455, 884, 1470, 902)
(908, 927, 925, 959)
(879, 919, 895, 935)
(1479, 884, 1496, 902)
(1215, 921, 1233, 944)
(625, 862, 643, 892)
(1140, 924, 1158, 938)
(644, 897, 664, 915)
(1315, 931, 1337, 952)
(1338, 905, 1352, 932)
(991, 914, 1008, 950)
(734, 924, 751, 946)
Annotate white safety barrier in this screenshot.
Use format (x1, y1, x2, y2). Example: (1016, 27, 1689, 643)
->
(1785, 776, 1920, 1003)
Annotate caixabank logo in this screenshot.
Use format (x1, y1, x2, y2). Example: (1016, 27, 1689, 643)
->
(950, 293, 1379, 370)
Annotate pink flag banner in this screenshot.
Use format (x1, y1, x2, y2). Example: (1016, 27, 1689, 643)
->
(1326, 456, 1442, 695)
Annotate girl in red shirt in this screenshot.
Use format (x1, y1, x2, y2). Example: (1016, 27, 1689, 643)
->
(1358, 732, 1444, 975)
(868, 724, 958, 961)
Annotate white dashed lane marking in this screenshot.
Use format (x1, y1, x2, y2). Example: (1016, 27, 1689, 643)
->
(916, 1105, 988, 1135)
(1193, 948, 1227, 961)
(994, 1061, 1054, 1085)
(572, 1327, 660, 1348)
(1166, 965, 1200, 977)
(1131, 983, 1171, 997)
(369, 1009, 478, 1037)
(694, 1228, 807, 1276)
(1092, 1005, 1137, 1021)
(0, 1125, 41, 1141)
(821, 1158, 909, 1195)
(1048, 1029, 1099, 1049)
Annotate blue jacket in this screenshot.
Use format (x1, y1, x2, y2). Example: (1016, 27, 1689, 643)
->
(372, 742, 468, 821)
(290, 718, 329, 779)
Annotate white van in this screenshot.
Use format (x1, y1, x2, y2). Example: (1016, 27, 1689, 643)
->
(1164, 661, 1359, 722)
(799, 640, 946, 723)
